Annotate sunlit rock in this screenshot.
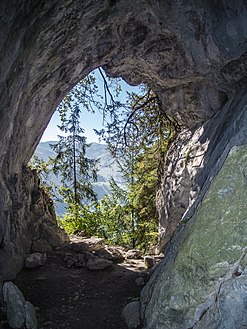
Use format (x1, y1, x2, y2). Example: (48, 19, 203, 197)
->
(141, 141, 247, 328)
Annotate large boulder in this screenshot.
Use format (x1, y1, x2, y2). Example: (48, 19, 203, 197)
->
(140, 89, 247, 329)
(86, 258, 113, 271)
(2, 282, 26, 328)
(80, 237, 105, 251)
(67, 236, 105, 252)
(96, 246, 125, 263)
(2, 282, 37, 329)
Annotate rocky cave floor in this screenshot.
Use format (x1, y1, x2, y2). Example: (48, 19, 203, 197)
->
(2, 237, 161, 329)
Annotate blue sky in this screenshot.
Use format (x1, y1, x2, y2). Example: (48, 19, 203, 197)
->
(41, 69, 141, 143)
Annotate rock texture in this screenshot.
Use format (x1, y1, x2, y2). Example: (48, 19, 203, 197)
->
(2, 282, 37, 329)
(1, 1, 247, 328)
(24, 252, 47, 269)
(140, 88, 247, 328)
(86, 258, 113, 270)
(61, 236, 145, 270)
(0, 167, 68, 281)
(122, 301, 140, 329)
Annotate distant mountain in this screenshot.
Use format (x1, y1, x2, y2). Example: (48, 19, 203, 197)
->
(35, 141, 123, 214)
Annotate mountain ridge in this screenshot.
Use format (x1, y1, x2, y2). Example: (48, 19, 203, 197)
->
(35, 141, 123, 214)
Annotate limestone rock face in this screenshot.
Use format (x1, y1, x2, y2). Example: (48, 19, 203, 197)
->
(0, 0, 246, 277)
(140, 88, 247, 328)
(0, 167, 68, 281)
(2, 282, 37, 329)
(0, 1, 247, 328)
(3, 282, 26, 328)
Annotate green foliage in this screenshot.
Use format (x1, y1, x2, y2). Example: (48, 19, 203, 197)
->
(57, 202, 98, 235)
(35, 69, 179, 252)
(95, 87, 178, 251)
(128, 143, 164, 250)
(29, 155, 51, 183)
(95, 195, 133, 245)
(57, 140, 164, 251)
(58, 195, 134, 246)
(28, 155, 57, 199)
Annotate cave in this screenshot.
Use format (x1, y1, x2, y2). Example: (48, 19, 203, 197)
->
(1, 1, 247, 328)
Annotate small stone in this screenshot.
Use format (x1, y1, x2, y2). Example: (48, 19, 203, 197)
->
(81, 251, 95, 261)
(66, 259, 75, 268)
(63, 254, 87, 268)
(135, 277, 145, 287)
(82, 237, 105, 251)
(122, 301, 140, 329)
(126, 249, 143, 259)
(25, 253, 47, 269)
(71, 242, 89, 252)
(75, 260, 85, 268)
(86, 257, 113, 270)
(25, 301, 38, 329)
(144, 256, 155, 269)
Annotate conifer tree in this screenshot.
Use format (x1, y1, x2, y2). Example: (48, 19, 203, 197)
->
(50, 83, 98, 219)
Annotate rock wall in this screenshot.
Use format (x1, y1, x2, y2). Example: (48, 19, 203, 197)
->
(1, 1, 247, 328)
(0, 167, 68, 281)
(141, 86, 247, 328)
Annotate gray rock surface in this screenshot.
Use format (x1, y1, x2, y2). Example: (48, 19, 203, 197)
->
(25, 253, 47, 269)
(0, 0, 247, 281)
(193, 273, 247, 329)
(2, 282, 37, 329)
(126, 250, 143, 260)
(135, 277, 145, 287)
(82, 237, 105, 251)
(86, 257, 113, 270)
(31, 239, 53, 253)
(0, 168, 68, 281)
(140, 88, 247, 328)
(2, 282, 26, 328)
(122, 301, 140, 329)
(96, 246, 124, 263)
(25, 301, 38, 329)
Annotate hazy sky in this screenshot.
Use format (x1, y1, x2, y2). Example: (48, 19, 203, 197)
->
(41, 105, 105, 143)
(41, 70, 141, 143)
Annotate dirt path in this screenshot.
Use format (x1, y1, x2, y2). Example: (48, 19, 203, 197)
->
(14, 249, 147, 329)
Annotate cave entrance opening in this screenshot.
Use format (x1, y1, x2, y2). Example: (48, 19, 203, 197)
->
(15, 67, 165, 328)
(32, 67, 161, 254)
